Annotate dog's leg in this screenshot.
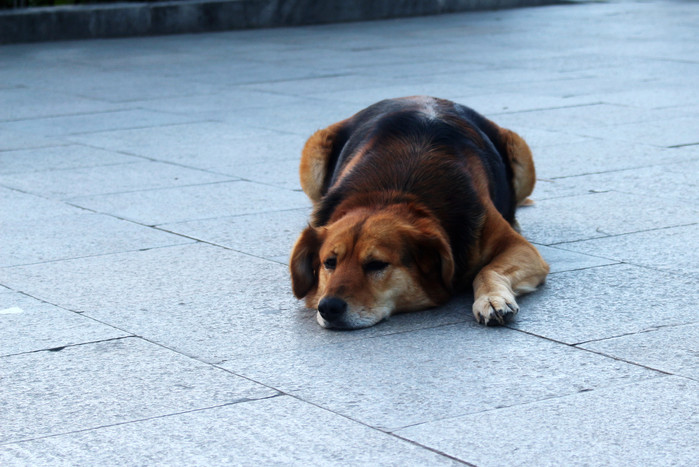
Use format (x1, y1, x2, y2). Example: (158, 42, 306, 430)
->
(472, 214, 549, 325)
(299, 120, 348, 203)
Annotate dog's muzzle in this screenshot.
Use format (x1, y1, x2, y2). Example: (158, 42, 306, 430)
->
(317, 296, 348, 325)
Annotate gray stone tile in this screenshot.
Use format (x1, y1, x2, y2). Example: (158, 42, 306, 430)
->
(136, 88, 308, 117)
(579, 116, 699, 148)
(216, 99, 362, 136)
(0, 244, 474, 364)
(555, 224, 699, 280)
(39, 69, 226, 103)
(1, 213, 192, 267)
(0, 188, 85, 223)
(183, 60, 339, 87)
(0, 144, 140, 175)
(0, 396, 459, 466)
(534, 244, 619, 274)
(0, 337, 276, 444)
(0, 129, 69, 152)
(0, 87, 126, 122)
(503, 126, 589, 150)
(0, 109, 200, 138)
(161, 208, 310, 260)
(67, 121, 292, 168)
(0, 161, 234, 199)
(516, 191, 699, 245)
(530, 139, 692, 179)
(600, 86, 699, 110)
(69, 180, 310, 225)
(514, 263, 699, 344)
(495, 103, 694, 134)
(0, 293, 129, 357)
(581, 324, 699, 380)
(396, 376, 698, 467)
(458, 92, 597, 116)
(210, 158, 301, 191)
(230, 324, 659, 431)
(549, 160, 699, 204)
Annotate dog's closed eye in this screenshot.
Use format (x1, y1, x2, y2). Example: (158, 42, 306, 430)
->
(363, 260, 389, 273)
(323, 257, 337, 270)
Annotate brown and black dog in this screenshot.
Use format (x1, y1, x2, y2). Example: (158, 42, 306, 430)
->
(290, 96, 549, 329)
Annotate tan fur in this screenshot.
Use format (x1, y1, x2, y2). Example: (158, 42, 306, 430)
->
(299, 120, 346, 202)
(472, 204, 549, 325)
(491, 123, 537, 206)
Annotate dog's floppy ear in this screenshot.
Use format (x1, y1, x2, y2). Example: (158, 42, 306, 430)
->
(289, 225, 324, 298)
(407, 220, 455, 291)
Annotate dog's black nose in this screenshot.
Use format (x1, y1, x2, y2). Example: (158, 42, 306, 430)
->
(318, 297, 347, 322)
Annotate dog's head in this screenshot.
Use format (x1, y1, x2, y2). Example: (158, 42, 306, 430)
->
(290, 205, 454, 329)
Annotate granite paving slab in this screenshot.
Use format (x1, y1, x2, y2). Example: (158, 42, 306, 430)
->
(215, 99, 363, 136)
(0, 161, 234, 199)
(210, 158, 301, 191)
(160, 208, 310, 260)
(533, 244, 618, 274)
(513, 263, 699, 344)
(69, 180, 310, 225)
(515, 191, 699, 245)
(547, 160, 699, 204)
(229, 324, 660, 432)
(0, 87, 127, 122)
(554, 224, 699, 280)
(0, 293, 130, 358)
(580, 324, 699, 380)
(599, 86, 699, 111)
(0, 244, 474, 363)
(529, 139, 693, 179)
(0, 129, 70, 152)
(396, 376, 698, 467)
(1, 212, 192, 267)
(0, 337, 277, 445)
(0, 144, 141, 175)
(135, 88, 309, 118)
(0, 109, 202, 138)
(0, 187, 85, 223)
(0, 396, 461, 466)
(496, 103, 695, 133)
(67, 121, 292, 168)
(579, 116, 699, 148)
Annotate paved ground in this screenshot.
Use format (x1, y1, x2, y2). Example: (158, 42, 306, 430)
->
(1, 0, 698, 465)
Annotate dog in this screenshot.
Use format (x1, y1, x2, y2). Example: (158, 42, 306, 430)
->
(290, 96, 549, 329)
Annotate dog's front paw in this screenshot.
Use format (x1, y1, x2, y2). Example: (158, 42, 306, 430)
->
(473, 294, 519, 326)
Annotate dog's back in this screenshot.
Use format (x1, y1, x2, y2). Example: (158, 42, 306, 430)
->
(312, 96, 516, 281)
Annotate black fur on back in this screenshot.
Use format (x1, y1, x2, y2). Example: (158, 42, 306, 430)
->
(312, 97, 516, 279)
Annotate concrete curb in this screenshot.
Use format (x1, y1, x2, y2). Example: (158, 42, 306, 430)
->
(0, 0, 564, 44)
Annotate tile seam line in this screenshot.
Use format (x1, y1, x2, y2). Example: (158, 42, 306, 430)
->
(542, 221, 699, 247)
(34, 117, 220, 137)
(0, 240, 195, 270)
(391, 373, 676, 435)
(64, 141, 300, 177)
(488, 100, 605, 116)
(507, 327, 675, 376)
(547, 157, 699, 180)
(273, 392, 476, 467)
(62, 177, 302, 201)
(0, 335, 133, 359)
(220, 358, 478, 464)
(0, 394, 284, 448)
(573, 321, 699, 346)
